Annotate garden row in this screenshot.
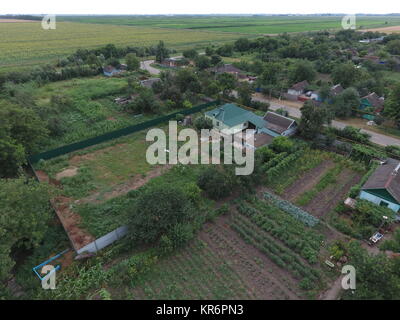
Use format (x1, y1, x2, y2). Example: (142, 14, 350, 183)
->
(231, 213, 321, 291)
(235, 198, 324, 264)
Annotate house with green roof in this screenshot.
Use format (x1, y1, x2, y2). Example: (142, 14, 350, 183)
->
(205, 103, 265, 135)
(359, 158, 400, 213)
(205, 103, 297, 149)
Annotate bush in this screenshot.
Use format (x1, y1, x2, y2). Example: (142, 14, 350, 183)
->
(197, 167, 234, 200)
(194, 116, 213, 130)
(128, 184, 196, 244)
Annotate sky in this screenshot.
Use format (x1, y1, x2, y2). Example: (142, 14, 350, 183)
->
(0, 0, 399, 15)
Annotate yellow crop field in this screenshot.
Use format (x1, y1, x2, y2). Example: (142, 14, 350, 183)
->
(0, 22, 240, 71)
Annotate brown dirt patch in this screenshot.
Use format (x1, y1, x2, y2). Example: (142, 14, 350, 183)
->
(0, 19, 36, 23)
(76, 164, 173, 204)
(35, 170, 50, 183)
(362, 26, 400, 34)
(284, 160, 336, 202)
(51, 196, 95, 250)
(303, 169, 362, 219)
(198, 214, 303, 300)
(55, 167, 78, 180)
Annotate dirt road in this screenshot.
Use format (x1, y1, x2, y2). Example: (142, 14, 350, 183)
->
(252, 93, 400, 147)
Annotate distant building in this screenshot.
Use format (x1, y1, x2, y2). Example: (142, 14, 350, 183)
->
(330, 84, 344, 97)
(360, 92, 385, 113)
(103, 65, 122, 77)
(139, 78, 161, 89)
(359, 36, 385, 44)
(161, 57, 186, 67)
(360, 158, 400, 213)
(287, 80, 309, 96)
(211, 64, 247, 79)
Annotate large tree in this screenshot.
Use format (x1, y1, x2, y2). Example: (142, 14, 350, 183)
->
(0, 101, 48, 177)
(155, 40, 169, 63)
(289, 60, 316, 84)
(331, 62, 361, 88)
(299, 100, 331, 140)
(331, 87, 360, 119)
(125, 53, 140, 71)
(384, 83, 400, 126)
(128, 184, 196, 244)
(342, 241, 400, 300)
(0, 177, 54, 281)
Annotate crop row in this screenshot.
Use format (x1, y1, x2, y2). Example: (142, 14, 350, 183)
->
(236, 201, 323, 263)
(231, 213, 321, 287)
(263, 192, 319, 227)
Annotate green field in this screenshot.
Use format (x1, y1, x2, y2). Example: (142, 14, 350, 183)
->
(2, 15, 400, 72)
(0, 21, 242, 71)
(60, 15, 400, 34)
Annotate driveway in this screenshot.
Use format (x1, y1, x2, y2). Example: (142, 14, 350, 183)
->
(252, 94, 400, 147)
(140, 60, 160, 75)
(140, 54, 187, 75)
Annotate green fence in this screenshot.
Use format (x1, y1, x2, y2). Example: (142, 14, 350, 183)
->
(28, 100, 220, 164)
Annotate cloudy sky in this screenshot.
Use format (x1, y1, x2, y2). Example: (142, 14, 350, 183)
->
(0, 0, 398, 15)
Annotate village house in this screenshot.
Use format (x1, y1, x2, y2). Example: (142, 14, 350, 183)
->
(103, 65, 122, 77)
(360, 158, 400, 213)
(360, 92, 385, 113)
(204, 103, 297, 150)
(140, 78, 161, 89)
(287, 80, 309, 96)
(161, 57, 186, 67)
(311, 84, 344, 102)
(330, 84, 344, 97)
(211, 64, 247, 80)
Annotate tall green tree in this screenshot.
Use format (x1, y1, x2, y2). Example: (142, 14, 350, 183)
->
(125, 53, 140, 71)
(155, 40, 169, 63)
(299, 100, 331, 140)
(384, 83, 400, 126)
(332, 62, 361, 88)
(289, 60, 316, 84)
(0, 177, 54, 281)
(0, 101, 48, 177)
(331, 87, 360, 119)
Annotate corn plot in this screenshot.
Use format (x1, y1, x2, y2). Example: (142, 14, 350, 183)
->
(0, 22, 241, 70)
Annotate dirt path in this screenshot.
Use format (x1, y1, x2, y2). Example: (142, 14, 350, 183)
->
(319, 276, 343, 300)
(51, 196, 95, 250)
(35, 170, 95, 251)
(285, 160, 335, 202)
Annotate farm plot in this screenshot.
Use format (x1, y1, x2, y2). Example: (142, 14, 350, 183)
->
(264, 149, 332, 195)
(283, 157, 365, 219)
(230, 195, 331, 295)
(114, 239, 255, 300)
(111, 214, 304, 300)
(0, 21, 242, 71)
(263, 148, 366, 220)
